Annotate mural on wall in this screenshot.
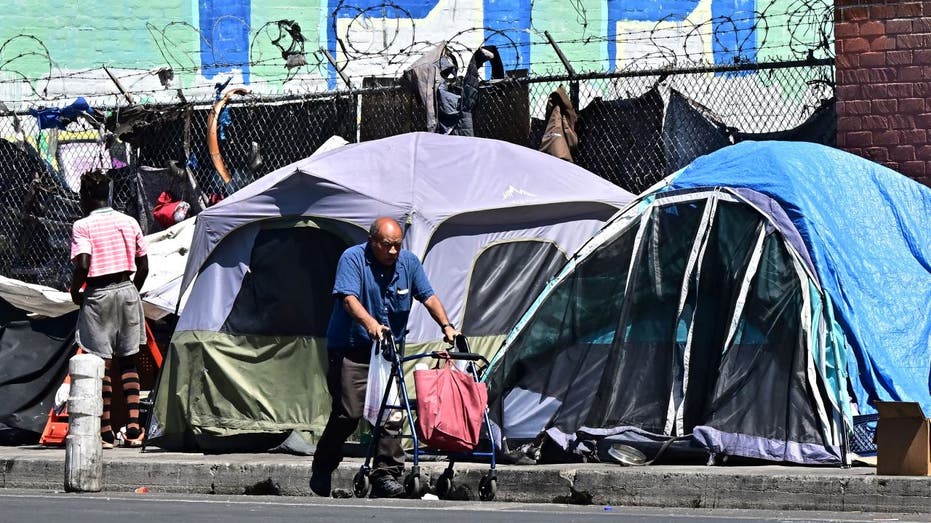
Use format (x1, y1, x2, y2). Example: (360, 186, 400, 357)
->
(605, 0, 756, 67)
(0, 0, 832, 105)
(326, 0, 531, 88)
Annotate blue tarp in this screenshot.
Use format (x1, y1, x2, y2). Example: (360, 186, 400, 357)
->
(667, 141, 931, 415)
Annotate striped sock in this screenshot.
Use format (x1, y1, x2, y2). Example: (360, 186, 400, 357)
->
(101, 373, 114, 442)
(121, 363, 141, 440)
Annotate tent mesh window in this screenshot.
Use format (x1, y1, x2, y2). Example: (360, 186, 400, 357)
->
(486, 214, 641, 436)
(462, 240, 567, 337)
(585, 201, 707, 434)
(221, 225, 349, 337)
(682, 201, 827, 448)
(679, 201, 764, 432)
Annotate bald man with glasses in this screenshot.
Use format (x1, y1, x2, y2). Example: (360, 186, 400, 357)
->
(310, 217, 459, 498)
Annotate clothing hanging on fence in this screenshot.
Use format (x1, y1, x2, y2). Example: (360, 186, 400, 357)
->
(28, 97, 99, 130)
(0, 297, 78, 444)
(661, 89, 732, 174)
(451, 45, 504, 136)
(402, 43, 506, 136)
(401, 42, 458, 133)
(538, 86, 578, 162)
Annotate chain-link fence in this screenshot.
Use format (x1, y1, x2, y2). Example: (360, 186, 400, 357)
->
(0, 58, 834, 291)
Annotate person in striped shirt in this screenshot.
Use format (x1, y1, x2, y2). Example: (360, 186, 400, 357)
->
(69, 169, 149, 448)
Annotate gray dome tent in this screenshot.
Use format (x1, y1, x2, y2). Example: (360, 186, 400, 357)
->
(148, 132, 633, 451)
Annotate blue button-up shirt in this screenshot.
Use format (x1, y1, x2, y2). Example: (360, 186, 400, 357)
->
(326, 242, 434, 350)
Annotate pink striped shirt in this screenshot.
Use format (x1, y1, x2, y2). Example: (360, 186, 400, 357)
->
(70, 208, 148, 277)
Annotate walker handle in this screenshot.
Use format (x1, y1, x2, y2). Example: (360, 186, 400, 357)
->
(430, 351, 487, 364)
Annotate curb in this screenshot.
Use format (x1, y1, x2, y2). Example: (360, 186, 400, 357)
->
(2, 447, 929, 513)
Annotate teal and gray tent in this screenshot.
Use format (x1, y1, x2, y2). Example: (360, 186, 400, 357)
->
(148, 132, 633, 451)
(484, 141, 931, 465)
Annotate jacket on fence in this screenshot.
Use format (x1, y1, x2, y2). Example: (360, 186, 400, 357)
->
(402, 43, 505, 136)
(452, 45, 504, 136)
(401, 42, 457, 133)
(538, 86, 578, 162)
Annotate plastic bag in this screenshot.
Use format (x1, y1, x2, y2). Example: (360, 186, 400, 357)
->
(53, 382, 70, 414)
(363, 339, 399, 426)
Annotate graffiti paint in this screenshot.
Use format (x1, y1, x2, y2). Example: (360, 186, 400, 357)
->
(199, 0, 253, 82)
(607, 0, 756, 69)
(482, 0, 532, 72)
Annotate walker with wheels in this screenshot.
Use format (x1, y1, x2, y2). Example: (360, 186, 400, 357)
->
(352, 334, 497, 501)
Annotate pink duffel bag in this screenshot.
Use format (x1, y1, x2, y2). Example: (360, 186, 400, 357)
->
(414, 354, 488, 452)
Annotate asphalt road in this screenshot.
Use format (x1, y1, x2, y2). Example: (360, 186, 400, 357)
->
(0, 490, 929, 523)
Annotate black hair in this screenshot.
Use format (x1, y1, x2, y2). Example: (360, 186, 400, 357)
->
(79, 169, 111, 203)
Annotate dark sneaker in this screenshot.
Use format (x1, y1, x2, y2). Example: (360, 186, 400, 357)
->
(371, 474, 404, 498)
(309, 468, 331, 497)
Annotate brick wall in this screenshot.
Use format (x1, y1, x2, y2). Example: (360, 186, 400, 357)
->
(835, 0, 931, 187)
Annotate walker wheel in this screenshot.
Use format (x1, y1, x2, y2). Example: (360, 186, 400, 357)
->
(435, 470, 454, 499)
(478, 474, 497, 501)
(353, 470, 371, 498)
(404, 472, 425, 498)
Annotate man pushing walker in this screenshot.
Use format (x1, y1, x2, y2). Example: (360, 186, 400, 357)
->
(310, 217, 460, 498)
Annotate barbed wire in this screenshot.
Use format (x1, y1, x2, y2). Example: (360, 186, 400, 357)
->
(0, 60, 835, 292)
(0, 1, 832, 105)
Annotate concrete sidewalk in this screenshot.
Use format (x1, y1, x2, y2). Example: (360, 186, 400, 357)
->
(1, 445, 928, 513)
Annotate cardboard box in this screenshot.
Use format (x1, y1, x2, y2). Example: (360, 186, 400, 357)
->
(875, 401, 931, 476)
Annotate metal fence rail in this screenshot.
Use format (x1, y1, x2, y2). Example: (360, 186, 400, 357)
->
(0, 58, 834, 291)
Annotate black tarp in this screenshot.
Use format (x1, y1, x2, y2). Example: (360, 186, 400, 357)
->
(662, 89, 732, 174)
(734, 98, 836, 146)
(0, 298, 77, 444)
(575, 87, 666, 194)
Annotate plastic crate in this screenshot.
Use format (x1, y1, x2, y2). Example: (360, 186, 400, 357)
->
(850, 413, 879, 456)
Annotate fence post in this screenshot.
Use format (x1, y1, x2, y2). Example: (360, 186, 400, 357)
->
(543, 31, 580, 109)
(102, 66, 135, 105)
(322, 44, 353, 91)
(64, 353, 104, 493)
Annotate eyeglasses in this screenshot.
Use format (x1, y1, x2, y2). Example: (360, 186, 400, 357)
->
(375, 239, 402, 250)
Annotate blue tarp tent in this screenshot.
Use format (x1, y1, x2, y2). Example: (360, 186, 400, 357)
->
(484, 141, 931, 465)
(672, 141, 931, 416)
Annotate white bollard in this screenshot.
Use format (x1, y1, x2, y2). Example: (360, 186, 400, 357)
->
(64, 353, 104, 492)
